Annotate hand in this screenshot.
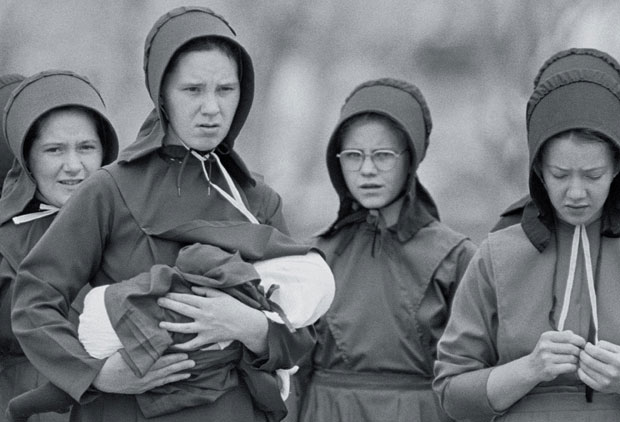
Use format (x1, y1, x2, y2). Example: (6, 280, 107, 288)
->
(158, 286, 268, 354)
(578, 341, 620, 393)
(526, 330, 585, 383)
(92, 351, 194, 394)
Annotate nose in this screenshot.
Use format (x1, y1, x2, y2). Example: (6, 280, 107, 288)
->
(200, 93, 220, 115)
(359, 153, 377, 175)
(566, 177, 587, 201)
(62, 150, 84, 174)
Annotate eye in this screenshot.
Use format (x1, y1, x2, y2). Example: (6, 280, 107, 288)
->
(549, 171, 567, 180)
(587, 174, 603, 181)
(184, 86, 201, 93)
(373, 150, 396, 161)
(218, 85, 237, 94)
(42, 146, 62, 154)
(79, 142, 99, 152)
(339, 150, 363, 160)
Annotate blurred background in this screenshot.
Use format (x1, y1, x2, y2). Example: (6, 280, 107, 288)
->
(2, 0, 620, 244)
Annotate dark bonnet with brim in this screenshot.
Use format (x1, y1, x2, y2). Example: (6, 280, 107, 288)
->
(524, 69, 620, 246)
(3, 70, 118, 167)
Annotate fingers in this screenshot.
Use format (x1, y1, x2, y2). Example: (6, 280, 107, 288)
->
(578, 367, 602, 390)
(157, 294, 203, 318)
(597, 340, 620, 354)
(191, 286, 225, 297)
(549, 330, 587, 349)
(579, 343, 618, 378)
(160, 292, 208, 307)
(159, 320, 199, 334)
(581, 342, 620, 369)
(169, 337, 207, 351)
(151, 372, 192, 389)
(149, 352, 189, 370)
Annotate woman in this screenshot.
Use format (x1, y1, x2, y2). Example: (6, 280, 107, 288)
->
(492, 47, 620, 232)
(12, 6, 324, 422)
(298, 78, 476, 422)
(0, 70, 119, 421)
(0, 74, 24, 197)
(434, 65, 620, 419)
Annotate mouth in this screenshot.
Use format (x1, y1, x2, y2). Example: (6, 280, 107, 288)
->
(359, 183, 382, 189)
(58, 179, 83, 186)
(197, 123, 219, 130)
(564, 204, 589, 213)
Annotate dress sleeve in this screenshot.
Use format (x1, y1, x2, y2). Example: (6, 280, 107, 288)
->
(426, 238, 477, 352)
(11, 171, 116, 402)
(432, 240, 502, 421)
(241, 187, 319, 373)
(0, 257, 16, 350)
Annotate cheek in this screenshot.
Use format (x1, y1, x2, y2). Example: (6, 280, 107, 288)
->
(29, 155, 55, 184)
(83, 153, 104, 173)
(341, 170, 358, 194)
(388, 163, 409, 193)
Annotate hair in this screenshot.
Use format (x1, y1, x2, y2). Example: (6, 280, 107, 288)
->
(336, 112, 409, 153)
(535, 128, 620, 174)
(161, 36, 241, 95)
(23, 105, 106, 163)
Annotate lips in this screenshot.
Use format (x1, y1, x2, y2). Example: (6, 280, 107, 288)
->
(58, 179, 83, 186)
(359, 183, 382, 189)
(565, 204, 588, 210)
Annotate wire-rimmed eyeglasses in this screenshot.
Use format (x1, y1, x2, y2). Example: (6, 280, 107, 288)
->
(336, 149, 408, 172)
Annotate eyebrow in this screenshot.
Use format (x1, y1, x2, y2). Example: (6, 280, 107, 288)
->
(547, 164, 608, 172)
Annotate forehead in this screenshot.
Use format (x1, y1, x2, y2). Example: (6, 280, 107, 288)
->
(35, 109, 98, 140)
(168, 49, 238, 81)
(542, 134, 615, 166)
(341, 118, 407, 150)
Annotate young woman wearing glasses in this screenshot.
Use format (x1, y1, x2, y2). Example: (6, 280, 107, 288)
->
(296, 78, 476, 422)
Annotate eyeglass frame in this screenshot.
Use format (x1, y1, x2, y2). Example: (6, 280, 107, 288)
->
(336, 148, 409, 172)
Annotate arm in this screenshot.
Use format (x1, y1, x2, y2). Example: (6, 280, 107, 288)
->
(432, 241, 502, 420)
(11, 172, 193, 401)
(11, 175, 111, 401)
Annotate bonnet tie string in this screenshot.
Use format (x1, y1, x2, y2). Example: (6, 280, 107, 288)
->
(556, 224, 599, 344)
(189, 149, 259, 224)
(12, 203, 60, 225)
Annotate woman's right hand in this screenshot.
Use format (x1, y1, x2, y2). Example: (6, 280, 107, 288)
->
(526, 330, 585, 382)
(92, 351, 195, 394)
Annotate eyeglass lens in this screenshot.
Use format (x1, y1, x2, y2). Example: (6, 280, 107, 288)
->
(338, 150, 401, 171)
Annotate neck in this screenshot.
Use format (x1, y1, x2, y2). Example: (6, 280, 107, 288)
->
(378, 195, 405, 227)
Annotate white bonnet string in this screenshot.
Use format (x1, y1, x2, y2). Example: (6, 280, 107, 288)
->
(12, 203, 60, 225)
(557, 224, 599, 344)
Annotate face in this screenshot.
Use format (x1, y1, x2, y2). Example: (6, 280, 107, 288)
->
(28, 108, 103, 208)
(340, 119, 411, 224)
(541, 134, 618, 226)
(162, 49, 240, 151)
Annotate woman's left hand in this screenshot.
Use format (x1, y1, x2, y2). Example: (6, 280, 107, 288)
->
(578, 340, 620, 393)
(158, 286, 268, 355)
